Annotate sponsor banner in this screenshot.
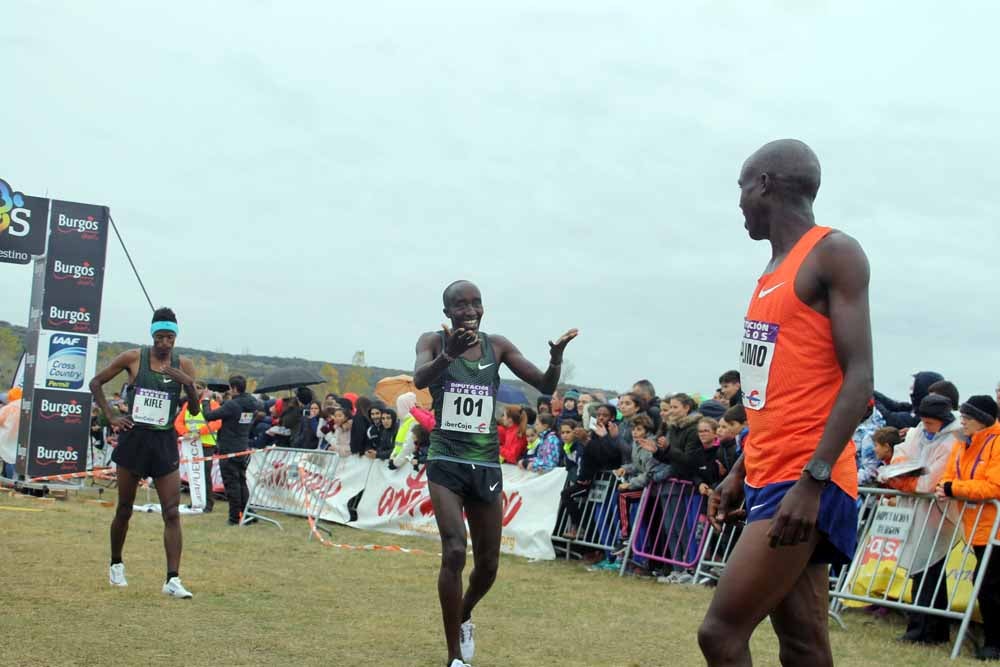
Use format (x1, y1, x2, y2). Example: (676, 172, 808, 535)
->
(177, 440, 225, 493)
(0, 178, 48, 264)
(21, 388, 91, 478)
(315, 455, 374, 524)
(33, 331, 98, 392)
(180, 437, 206, 509)
(42, 200, 109, 335)
(352, 463, 567, 560)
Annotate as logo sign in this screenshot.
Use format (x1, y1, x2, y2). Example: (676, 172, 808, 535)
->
(35, 446, 79, 465)
(0, 178, 30, 238)
(52, 259, 97, 284)
(39, 398, 84, 421)
(55, 212, 100, 239)
(47, 306, 91, 327)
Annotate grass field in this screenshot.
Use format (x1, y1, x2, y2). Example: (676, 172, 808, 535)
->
(0, 486, 984, 666)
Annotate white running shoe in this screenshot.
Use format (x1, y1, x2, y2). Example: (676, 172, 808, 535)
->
(162, 576, 193, 599)
(459, 620, 475, 662)
(448, 660, 470, 667)
(109, 563, 127, 587)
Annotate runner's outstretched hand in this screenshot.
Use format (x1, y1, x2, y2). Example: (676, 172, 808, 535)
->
(441, 324, 478, 358)
(548, 329, 579, 362)
(709, 472, 746, 532)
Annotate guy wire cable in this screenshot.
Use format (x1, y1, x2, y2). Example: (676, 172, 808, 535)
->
(108, 214, 155, 312)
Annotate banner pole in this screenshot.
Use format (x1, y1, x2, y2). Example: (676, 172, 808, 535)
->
(108, 214, 154, 312)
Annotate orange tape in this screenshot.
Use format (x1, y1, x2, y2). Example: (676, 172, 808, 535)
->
(297, 462, 439, 557)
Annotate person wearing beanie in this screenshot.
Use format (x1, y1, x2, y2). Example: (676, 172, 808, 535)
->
(936, 395, 1000, 659)
(882, 393, 964, 644)
(556, 389, 582, 428)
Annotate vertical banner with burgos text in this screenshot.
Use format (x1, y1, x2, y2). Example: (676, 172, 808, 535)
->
(16, 199, 109, 479)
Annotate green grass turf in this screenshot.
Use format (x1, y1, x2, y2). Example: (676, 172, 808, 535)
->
(0, 486, 983, 666)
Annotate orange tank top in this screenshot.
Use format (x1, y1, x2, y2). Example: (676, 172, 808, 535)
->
(741, 225, 858, 498)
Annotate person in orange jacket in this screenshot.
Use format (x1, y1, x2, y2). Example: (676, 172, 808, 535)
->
(175, 384, 221, 512)
(936, 395, 1000, 660)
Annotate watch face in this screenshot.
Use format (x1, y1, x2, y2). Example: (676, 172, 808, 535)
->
(809, 460, 832, 480)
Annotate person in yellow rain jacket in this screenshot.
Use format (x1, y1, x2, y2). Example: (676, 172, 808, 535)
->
(936, 395, 1000, 660)
(175, 385, 221, 512)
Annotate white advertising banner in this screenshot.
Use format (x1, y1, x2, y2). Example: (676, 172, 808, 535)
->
(352, 463, 567, 560)
(315, 454, 375, 524)
(244, 447, 353, 520)
(180, 437, 206, 510)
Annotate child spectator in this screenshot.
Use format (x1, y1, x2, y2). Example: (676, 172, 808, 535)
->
(559, 419, 582, 478)
(613, 414, 666, 548)
(557, 389, 582, 428)
(559, 404, 618, 539)
(376, 409, 398, 460)
(499, 405, 529, 463)
(519, 425, 540, 468)
(718, 404, 748, 458)
(695, 417, 722, 496)
(858, 426, 900, 486)
(526, 414, 562, 473)
(320, 407, 352, 456)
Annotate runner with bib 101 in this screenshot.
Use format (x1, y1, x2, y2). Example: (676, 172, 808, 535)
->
(413, 280, 577, 667)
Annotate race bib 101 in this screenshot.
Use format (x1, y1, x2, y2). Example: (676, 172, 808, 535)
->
(441, 381, 494, 434)
(132, 388, 171, 426)
(741, 319, 779, 411)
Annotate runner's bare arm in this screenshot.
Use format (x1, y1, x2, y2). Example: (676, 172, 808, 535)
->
(414, 332, 446, 390)
(89, 349, 140, 429)
(768, 233, 873, 547)
(709, 454, 747, 531)
(493, 329, 578, 394)
(810, 234, 874, 473)
(162, 357, 200, 416)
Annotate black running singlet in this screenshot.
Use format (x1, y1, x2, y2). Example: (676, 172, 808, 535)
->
(427, 332, 501, 466)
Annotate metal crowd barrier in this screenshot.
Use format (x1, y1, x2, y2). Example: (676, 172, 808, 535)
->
(619, 478, 710, 577)
(692, 507, 744, 584)
(242, 447, 341, 536)
(551, 472, 624, 559)
(829, 486, 1000, 660)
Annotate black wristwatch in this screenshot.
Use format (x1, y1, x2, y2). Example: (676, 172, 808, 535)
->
(803, 459, 832, 485)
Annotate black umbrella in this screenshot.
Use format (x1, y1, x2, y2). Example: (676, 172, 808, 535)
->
(254, 367, 326, 394)
(201, 378, 231, 392)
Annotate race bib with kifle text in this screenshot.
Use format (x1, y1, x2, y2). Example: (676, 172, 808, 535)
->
(741, 319, 779, 411)
(132, 388, 171, 426)
(441, 381, 494, 434)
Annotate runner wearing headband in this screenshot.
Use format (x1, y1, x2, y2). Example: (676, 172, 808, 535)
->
(413, 280, 577, 667)
(90, 307, 200, 598)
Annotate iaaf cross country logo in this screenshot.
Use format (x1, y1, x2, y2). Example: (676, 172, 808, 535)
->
(35, 445, 79, 466)
(55, 211, 101, 240)
(46, 306, 92, 331)
(0, 178, 28, 237)
(38, 397, 85, 423)
(51, 259, 97, 286)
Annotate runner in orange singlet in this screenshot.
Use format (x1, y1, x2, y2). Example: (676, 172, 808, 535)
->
(698, 139, 873, 667)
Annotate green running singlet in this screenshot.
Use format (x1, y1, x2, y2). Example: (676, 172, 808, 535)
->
(427, 332, 501, 466)
(125, 346, 182, 431)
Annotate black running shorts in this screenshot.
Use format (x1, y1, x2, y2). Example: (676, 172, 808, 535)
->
(426, 459, 503, 504)
(112, 428, 180, 479)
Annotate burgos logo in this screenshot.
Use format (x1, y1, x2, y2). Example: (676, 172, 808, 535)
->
(39, 398, 84, 420)
(52, 259, 96, 284)
(56, 212, 100, 239)
(36, 446, 79, 465)
(47, 306, 92, 328)
(0, 178, 29, 238)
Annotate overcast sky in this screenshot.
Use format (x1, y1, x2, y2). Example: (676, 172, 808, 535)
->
(2, 1, 997, 400)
